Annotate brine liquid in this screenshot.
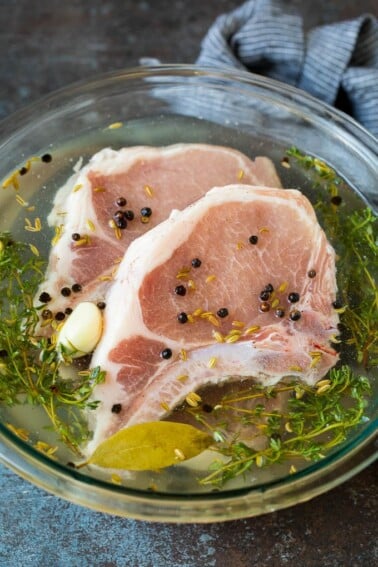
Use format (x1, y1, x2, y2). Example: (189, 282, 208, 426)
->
(0, 115, 375, 494)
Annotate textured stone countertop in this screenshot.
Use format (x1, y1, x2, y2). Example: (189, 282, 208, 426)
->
(0, 1, 377, 566)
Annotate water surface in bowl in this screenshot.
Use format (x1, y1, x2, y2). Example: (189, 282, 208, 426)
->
(0, 113, 376, 496)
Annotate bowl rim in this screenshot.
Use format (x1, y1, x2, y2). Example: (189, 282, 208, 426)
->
(0, 63, 377, 521)
(0, 63, 376, 147)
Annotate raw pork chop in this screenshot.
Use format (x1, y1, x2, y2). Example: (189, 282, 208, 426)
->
(37, 144, 281, 326)
(87, 184, 339, 452)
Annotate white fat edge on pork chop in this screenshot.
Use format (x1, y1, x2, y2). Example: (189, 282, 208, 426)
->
(36, 144, 282, 328)
(86, 184, 339, 453)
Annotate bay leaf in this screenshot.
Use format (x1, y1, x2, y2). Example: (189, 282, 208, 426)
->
(88, 421, 214, 470)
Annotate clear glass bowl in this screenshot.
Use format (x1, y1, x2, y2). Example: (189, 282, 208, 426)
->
(0, 65, 376, 522)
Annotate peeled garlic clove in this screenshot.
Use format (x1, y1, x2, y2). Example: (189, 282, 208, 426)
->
(57, 302, 103, 358)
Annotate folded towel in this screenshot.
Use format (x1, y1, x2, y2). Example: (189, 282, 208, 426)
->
(196, 0, 378, 137)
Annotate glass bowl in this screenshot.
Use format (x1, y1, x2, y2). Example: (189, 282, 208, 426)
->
(0, 65, 376, 522)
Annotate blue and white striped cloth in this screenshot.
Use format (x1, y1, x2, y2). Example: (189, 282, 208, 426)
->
(196, 0, 378, 137)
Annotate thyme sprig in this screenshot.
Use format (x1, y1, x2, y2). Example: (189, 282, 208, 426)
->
(194, 366, 371, 487)
(286, 147, 342, 198)
(286, 147, 377, 369)
(0, 233, 105, 454)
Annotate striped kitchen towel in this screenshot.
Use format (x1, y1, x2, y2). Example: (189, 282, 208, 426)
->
(196, 0, 378, 137)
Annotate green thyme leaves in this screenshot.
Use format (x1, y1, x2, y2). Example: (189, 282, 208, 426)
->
(196, 366, 371, 487)
(0, 232, 105, 453)
(84, 422, 213, 470)
(286, 146, 341, 193)
(332, 207, 377, 368)
(286, 147, 377, 369)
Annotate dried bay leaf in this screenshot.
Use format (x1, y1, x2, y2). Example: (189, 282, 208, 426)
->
(88, 421, 214, 470)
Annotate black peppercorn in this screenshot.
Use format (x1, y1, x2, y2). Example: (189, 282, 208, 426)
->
(65, 307, 73, 315)
(264, 283, 274, 293)
(111, 403, 122, 414)
(308, 269, 316, 278)
(19, 166, 28, 176)
(115, 217, 127, 229)
(41, 153, 52, 163)
(113, 211, 127, 229)
(97, 301, 106, 310)
(55, 311, 66, 321)
(177, 312, 188, 324)
(72, 233, 81, 241)
(160, 348, 173, 360)
(249, 235, 258, 245)
(175, 285, 186, 296)
(39, 292, 51, 303)
(116, 197, 127, 207)
(140, 207, 152, 217)
(61, 287, 71, 297)
(259, 290, 271, 301)
(191, 258, 202, 268)
(290, 310, 301, 321)
(124, 210, 134, 221)
(217, 308, 229, 318)
(331, 195, 342, 206)
(72, 283, 82, 293)
(288, 292, 300, 303)
(332, 299, 343, 309)
(275, 308, 285, 318)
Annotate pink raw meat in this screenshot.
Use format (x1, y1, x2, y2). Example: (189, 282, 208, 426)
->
(87, 184, 339, 452)
(37, 144, 281, 325)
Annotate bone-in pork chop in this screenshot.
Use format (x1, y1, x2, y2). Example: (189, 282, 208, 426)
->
(87, 184, 339, 452)
(37, 144, 281, 325)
